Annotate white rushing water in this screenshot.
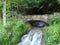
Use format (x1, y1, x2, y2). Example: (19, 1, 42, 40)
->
(17, 28, 43, 45)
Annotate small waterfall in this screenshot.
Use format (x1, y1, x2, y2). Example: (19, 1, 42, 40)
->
(17, 28, 43, 45)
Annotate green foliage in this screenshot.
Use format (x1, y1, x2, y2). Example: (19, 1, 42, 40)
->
(58, 0, 60, 4)
(0, 1, 2, 7)
(0, 20, 3, 29)
(49, 15, 60, 25)
(0, 0, 60, 15)
(0, 0, 3, 11)
(44, 24, 60, 45)
(43, 14, 60, 45)
(0, 19, 31, 45)
(6, 0, 19, 17)
(12, 20, 30, 44)
(44, 15, 60, 45)
(20, 0, 43, 8)
(0, 28, 11, 45)
(20, 0, 54, 9)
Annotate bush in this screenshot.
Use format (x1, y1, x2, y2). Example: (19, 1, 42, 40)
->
(20, 0, 57, 9)
(58, 0, 60, 4)
(12, 20, 31, 45)
(43, 14, 60, 45)
(0, 28, 11, 45)
(19, 0, 58, 14)
(6, 0, 60, 15)
(0, 20, 3, 29)
(44, 24, 60, 45)
(49, 15, 60, 25)
(0, 19, 31, 45)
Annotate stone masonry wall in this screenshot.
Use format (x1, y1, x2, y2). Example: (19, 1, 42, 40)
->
(18, 12, 60, 22)
(19, 15, 50, 22)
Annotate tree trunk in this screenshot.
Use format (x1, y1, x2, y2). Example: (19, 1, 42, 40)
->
(2, 0, 6, 25)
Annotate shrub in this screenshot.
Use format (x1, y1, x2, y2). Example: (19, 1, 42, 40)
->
(43, 24, 60, 45)
(20, 0, 57, 9)
(12, 20, 31, 44)
(19, 0, 57, 14)
(43, 14, 60, 45)
(0, 0, 3, 11)
(0, 20, 3, 29)
(0, 28, 11, 45)
(0, 19, 31, 45)
(58, 0, 60, 4)
(49, 15, 60, 25)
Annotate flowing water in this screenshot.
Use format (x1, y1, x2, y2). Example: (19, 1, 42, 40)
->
(17, 28, 43, 45)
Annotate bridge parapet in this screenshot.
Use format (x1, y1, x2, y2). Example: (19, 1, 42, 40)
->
(19, 15, 50, 22)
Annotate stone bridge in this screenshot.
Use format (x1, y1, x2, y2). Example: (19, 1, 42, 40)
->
(18, 12, 59, 22)
(19, 15, 50, 22)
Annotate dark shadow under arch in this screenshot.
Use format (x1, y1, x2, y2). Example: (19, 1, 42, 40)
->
(26, 20, 49, 28)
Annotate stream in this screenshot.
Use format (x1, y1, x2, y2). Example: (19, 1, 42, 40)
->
(17, 28, 43, 45)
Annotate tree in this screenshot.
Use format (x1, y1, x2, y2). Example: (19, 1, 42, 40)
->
(2, 0, 6, 25)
